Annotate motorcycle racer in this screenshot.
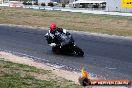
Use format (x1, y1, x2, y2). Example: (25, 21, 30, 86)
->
(45, 23, 69, 46)
(45, 23, 84, 56)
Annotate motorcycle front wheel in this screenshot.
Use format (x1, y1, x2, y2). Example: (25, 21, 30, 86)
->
(73, 45, 84, 56)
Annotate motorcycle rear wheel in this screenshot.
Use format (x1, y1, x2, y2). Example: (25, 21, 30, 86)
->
(52, 46, 61, 54)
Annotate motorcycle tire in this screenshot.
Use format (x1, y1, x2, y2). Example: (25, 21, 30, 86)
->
(74, 46, 84, 56)
(52, 46, 61, 54)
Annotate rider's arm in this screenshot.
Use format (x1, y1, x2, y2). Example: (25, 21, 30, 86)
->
(45, 32, 54, 44)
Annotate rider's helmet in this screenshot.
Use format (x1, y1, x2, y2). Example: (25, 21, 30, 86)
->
(49, 24, 57, 33)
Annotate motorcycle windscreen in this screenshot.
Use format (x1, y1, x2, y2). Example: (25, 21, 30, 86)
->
(60, 34, 73, 46)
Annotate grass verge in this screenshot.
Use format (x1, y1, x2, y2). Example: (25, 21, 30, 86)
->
(0, 58, 81, 88)
(0, 7, 132, 36)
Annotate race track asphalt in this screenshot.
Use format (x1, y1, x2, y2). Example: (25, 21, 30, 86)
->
(0, 25, 132, 80)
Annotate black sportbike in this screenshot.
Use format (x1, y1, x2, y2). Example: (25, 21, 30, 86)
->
(45, 31, 84, 56)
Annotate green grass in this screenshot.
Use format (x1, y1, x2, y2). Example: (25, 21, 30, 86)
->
(0, 7, 132, 36)
(0, 58, 81, 88)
